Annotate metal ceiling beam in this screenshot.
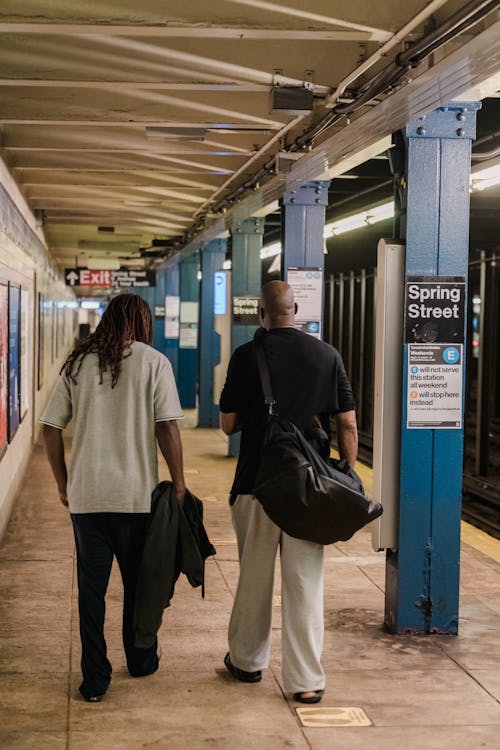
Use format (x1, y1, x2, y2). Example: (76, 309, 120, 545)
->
(13, 171, 225, 187)
(0, 89, 287, 129)
(0, 80, 274, 92)
(0, 24, 390, 42)
(26, 186, 207, 202)
(4, 146, 251, 156)
(79, 33, 320, 91)
(224, 0, 392, 39)
(11, 155, 237, 172)
(0, 120, 279, 129)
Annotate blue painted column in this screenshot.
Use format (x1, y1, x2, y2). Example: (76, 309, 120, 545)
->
(133, 272, 173, 367)
(198, 238, 226, 427)
(164, 264, 180, 380)
(386, 102, 480, 634)
(228, 217, 264, 455)
(178, 253, 200, 409)
(281, 180, 330, 338)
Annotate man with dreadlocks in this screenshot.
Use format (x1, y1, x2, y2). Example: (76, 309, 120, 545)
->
(41, 293, 185, 702)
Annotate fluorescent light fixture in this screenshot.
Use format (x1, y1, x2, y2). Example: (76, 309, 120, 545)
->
(145, 126, 205, 141)
(80, 300, 100, 310)
(328, 215, 367, 236)
(268, 254, 281, 274)
(470, 164, 500, 192)
(260, 241, 282, 259)
(366, 202, 395, 224)
(323, 200, 394, 238)
(319, 165, 499, 242)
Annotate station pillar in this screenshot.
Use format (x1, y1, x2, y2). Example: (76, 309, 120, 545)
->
(133, 270, 178, 377)
(164, 264, 179, 380)
(281, 181, 330, 338)
(178, 253, 199, 408)
(386, 102, 480, 634)
(198, 238, 226, 427)
(228, 216, 264, 456)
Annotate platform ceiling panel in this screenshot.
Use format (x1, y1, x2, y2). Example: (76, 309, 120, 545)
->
(0, 0, 498, 274)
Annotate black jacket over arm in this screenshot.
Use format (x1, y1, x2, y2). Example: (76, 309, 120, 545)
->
(134, 481, 216, 649)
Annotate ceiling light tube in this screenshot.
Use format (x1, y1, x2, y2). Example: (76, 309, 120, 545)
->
(470, 163, 500, 192)
(324, 200, 394, 237)
(260, 241, 282, 259)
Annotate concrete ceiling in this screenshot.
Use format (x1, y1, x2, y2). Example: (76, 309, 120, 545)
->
(0, 0, 498, 278)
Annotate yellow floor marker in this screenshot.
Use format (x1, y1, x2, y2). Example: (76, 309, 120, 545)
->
(296, 706, 372, 727)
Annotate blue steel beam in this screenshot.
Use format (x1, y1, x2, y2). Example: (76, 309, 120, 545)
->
(231, 217, 264, 349)
(281, 181, 330, 339)
(229, 217, 264, 456)
(198, 238, 226, 428)
(178, 253, 200, 408)
(133, 272, 176, 372)
(388, 102, 480, 634)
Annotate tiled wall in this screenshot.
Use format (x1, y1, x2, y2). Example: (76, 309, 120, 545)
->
(0, 163, 76, 541)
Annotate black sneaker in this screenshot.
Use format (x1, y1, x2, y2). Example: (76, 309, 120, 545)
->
(224, 652, 262, 683)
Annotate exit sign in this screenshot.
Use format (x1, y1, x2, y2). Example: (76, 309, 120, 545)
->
(65, 268, 156, 287)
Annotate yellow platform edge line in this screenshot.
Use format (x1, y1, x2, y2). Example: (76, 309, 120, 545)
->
(461, 521, 500, 564)
(335, 457, 499, 563)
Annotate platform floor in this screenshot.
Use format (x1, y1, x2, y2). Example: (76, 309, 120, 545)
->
(1, 416, 500, 749)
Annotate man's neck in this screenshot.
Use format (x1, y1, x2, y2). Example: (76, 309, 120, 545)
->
(266, 316, 296, 330)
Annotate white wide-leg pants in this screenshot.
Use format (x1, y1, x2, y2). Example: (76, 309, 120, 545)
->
(228, 494, 325, 694)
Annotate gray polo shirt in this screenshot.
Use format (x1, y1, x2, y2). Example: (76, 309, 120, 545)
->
(40, 341, 183, 514)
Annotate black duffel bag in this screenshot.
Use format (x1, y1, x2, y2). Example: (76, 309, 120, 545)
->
(252, 339, 383, 545)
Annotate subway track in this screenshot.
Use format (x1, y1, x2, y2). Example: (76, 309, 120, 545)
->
(356, 436, 500, 539)
(462, 475, 500, 540)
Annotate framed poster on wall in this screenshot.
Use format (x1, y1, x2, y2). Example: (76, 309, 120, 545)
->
(51, 300, 56, 364)
(0, 282, 8, 459)
(20, 288, 29, 419)
(55, 302, 60, 359)
(37, 292, 44, 390)
(8, 283, 21, 441)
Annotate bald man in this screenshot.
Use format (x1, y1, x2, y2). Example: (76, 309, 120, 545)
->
(219, 280, 357, 703)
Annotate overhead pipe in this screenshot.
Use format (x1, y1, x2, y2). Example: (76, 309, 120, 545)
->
(472, 145, 500, 161)
(197, 2, 451, 219)
(197, 0, 498, 218)
(397, 0, 500, 68)
(324, 0, 451, 108)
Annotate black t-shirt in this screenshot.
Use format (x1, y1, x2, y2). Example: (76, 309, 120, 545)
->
(219, 327, 355, 498)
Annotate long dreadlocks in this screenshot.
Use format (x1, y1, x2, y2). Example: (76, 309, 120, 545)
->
(62, 293, 153, 388)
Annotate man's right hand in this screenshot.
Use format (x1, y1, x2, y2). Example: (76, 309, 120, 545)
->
(58, 488, 69, 508)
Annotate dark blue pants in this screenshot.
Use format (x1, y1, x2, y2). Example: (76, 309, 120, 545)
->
(71, 513, 159, 699)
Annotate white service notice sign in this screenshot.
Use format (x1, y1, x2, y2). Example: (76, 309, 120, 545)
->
(407, 344, 463, 429)
(287, 266, 323, 338)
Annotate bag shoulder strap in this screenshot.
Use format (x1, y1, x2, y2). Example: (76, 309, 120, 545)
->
(254, 337, 277, 416)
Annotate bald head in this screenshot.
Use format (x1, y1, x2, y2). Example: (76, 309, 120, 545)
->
(260, 281, 297, 330)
